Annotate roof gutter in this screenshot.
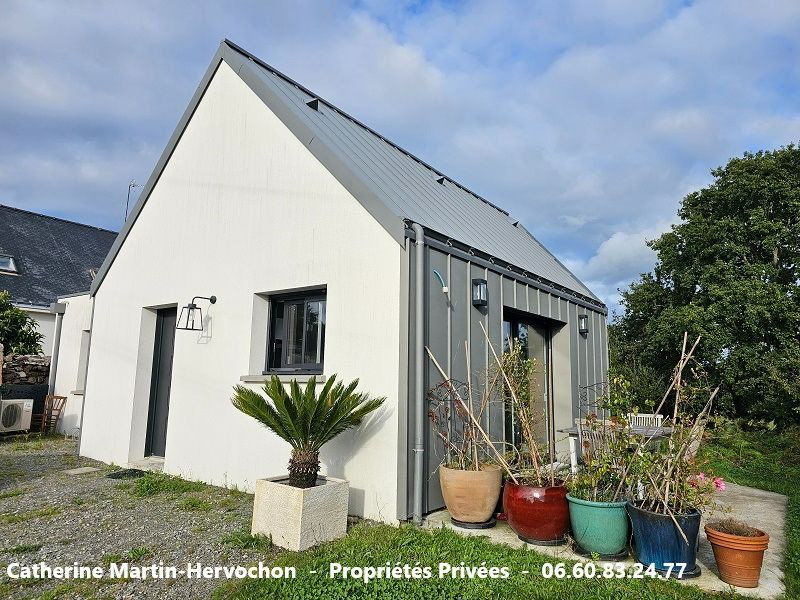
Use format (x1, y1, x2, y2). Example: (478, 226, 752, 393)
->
(411, 222, 425, 525)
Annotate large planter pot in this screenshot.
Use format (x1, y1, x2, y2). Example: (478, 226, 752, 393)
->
(440, 464, 502, 525)
(252, 475, 348, 551)
(567, 494, 628, 556)
(705, 525, 769, 588)
(627, 501, 701, 576)
(504, 481, 569, 545)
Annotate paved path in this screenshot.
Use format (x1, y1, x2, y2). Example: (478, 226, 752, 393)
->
(425, 482, 787, 598)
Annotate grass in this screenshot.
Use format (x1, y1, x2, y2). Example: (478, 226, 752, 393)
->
(0, 505, 61, 524)
(217, 522, 740, 599)
(221, 529, 273, 550)
(0, 487, 26, 499)
(126, 546, 153, 561)
(702, 422, 799, 599)
(177, 495, 212, 512)
(1, 543, 42, 554)
(131, 472, 206, 497)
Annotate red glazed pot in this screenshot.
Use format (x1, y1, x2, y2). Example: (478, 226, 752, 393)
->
(503, 481, 569, 545)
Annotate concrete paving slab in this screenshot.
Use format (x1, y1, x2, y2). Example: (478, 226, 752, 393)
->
(60, 466, 101, 475)
(424, 482, 786, 598)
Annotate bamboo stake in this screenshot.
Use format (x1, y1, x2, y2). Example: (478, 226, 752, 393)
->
(465, 341, 479, 471)
(425, 346, 518, 484)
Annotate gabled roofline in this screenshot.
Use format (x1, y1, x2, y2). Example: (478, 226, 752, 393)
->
(91, 40, 601, 306)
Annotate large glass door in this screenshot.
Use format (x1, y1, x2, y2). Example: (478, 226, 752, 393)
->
(502, 314, 552, 451)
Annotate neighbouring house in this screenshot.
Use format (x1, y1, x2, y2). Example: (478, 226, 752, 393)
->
(77, 40, 607, 523)
(0, 205, 116, 353)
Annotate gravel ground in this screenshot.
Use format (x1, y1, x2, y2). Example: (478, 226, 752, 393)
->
(0, 435, 275, 599)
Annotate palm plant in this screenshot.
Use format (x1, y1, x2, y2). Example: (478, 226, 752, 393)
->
(231, 375, 385, 488)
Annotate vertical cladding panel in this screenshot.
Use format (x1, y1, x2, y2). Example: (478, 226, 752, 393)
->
(585, 311, 596, 387)
(469, 263, 488, 432)
(486, 271, 504, 441)
(550, 294, 561, 322)
(425, 248, 449, 512)
(502, 276, 515, 311)
(569, 302, 580, 415)
(448, 254, 469, 389)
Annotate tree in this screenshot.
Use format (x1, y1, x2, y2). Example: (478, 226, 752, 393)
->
(0, 291, 44, 354)
(231, 375, 385, 488)
(612, 145, 800, 424)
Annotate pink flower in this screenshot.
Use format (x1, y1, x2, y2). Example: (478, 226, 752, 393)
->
(697, 472, 707, 483)
(713, 477, 726, 491)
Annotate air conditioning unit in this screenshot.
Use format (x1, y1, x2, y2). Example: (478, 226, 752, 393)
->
(0, 399, 34, 433)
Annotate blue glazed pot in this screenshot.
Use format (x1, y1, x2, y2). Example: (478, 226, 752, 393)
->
(567, 494, 629, 556)
(626, 501, 700, 574)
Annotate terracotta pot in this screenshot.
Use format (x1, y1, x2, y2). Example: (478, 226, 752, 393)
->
(503, 480, 569, 545)
(439, 464, 502, 523)
(705, 525, 769, 588)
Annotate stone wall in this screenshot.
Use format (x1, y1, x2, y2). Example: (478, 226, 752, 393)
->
(1, 352, 51, 385)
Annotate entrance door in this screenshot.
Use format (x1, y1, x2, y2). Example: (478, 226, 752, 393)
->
(145, 307, 177, 457)
(502, 313, 552, 452)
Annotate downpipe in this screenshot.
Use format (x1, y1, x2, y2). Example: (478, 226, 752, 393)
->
(411, 223, 425, 525)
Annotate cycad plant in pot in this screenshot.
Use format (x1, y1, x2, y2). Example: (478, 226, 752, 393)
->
(231, 375, 384, 551)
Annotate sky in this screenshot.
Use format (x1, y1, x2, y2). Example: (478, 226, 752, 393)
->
(1, 0, 799, 314)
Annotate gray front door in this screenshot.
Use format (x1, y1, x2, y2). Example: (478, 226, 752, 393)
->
(145, 307, 177, 457)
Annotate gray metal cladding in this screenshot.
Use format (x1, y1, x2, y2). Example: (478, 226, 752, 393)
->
(230, 42, 599, 302)
(413, 245, 607, 515)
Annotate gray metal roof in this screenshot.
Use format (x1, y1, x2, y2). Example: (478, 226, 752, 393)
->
(0, 205, 116, 307)
(92, 40, 602, 307)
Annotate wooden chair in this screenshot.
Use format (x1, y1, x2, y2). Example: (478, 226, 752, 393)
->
(39, 395, 67, 434)
(627, 412, 664, 428)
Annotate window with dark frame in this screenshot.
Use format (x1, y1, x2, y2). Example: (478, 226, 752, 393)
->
(266, 290, 326, 373)
(0, 255, 18, 274)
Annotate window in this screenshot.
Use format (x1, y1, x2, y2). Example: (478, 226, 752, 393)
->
(266, 290, 326, 373)
(0, 255, 17, 274)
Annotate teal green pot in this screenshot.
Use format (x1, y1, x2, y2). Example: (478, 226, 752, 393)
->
(567, 493, 629, 555)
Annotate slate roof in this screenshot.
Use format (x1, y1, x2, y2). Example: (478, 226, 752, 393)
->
(0, 205, 117, 307)
(93, 40, 602, 309)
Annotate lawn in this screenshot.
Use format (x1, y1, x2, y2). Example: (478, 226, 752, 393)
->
(218, 422, 796, 600)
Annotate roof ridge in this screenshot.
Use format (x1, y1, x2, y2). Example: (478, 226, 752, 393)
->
(0, 204, 118, 235)
(222, 39, 511, 218)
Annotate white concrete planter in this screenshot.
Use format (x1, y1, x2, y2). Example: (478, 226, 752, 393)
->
(251, 475, 349, 551)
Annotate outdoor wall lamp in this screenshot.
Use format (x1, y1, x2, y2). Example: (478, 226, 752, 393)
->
(471, 278, 488, 307)
(176, 295, 217, 331)
(578, 313, 589, 336)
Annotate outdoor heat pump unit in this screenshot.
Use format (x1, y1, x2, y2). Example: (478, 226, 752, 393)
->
(0, 399, 34, 433)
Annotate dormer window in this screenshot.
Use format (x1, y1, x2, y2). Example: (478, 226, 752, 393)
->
(0, 255, 17, 274)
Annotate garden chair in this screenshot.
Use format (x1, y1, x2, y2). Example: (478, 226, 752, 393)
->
(627, 412, 664, 428)
(40, 395, 67, 434)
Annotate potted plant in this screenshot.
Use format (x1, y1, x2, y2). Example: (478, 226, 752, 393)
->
(625, 334, 720, 578)
(567, 413, 633, 557)
(705, 518, 769, 588)
(427, 378, 502, 528)
(492, 340, 570, 545)
(231, 375, 384, 551)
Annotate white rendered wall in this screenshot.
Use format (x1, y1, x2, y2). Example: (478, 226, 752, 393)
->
(20, 308, 56, 355)
(53, 293, 92, 434)
(79, 62, 403, 522)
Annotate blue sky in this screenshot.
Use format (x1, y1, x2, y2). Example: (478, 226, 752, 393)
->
(1, 1, 799, 313)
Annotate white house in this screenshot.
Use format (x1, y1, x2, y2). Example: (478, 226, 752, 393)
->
(77, 40, 608, 524)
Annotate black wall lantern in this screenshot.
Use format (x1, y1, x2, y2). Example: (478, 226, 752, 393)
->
(471, 278, 488, 307)
(177, 295, 217, 331)
(578, 313, 589, 336)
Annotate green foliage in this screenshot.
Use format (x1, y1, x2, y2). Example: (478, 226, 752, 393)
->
(131, 472, 205, 497)
(612, 145, 800, 423)
(176, 496, 212, 512)
(0, 290, 43, 354)
(216, 522, 735, 599)
(221, 529, 272, 550)
(126, 546, 153, 561)
(232, 375, 386, 454)
(701, 421, 800, 597)
(1, 543, 41, 554)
